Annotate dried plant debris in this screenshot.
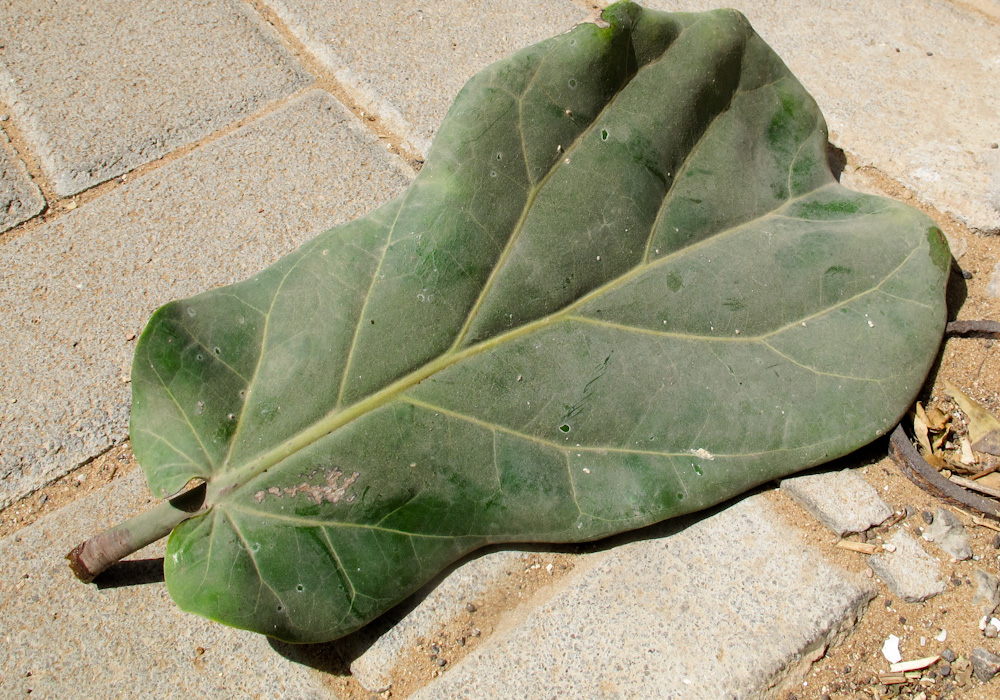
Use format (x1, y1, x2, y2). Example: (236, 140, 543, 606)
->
(944, 380, 1000, 458)
(902, 380, 1000, 519)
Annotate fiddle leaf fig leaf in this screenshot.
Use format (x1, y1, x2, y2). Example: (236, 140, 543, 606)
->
(127, 2, 948, 642)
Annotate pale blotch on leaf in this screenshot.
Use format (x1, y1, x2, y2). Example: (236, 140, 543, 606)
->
(253, 468, 359, 506)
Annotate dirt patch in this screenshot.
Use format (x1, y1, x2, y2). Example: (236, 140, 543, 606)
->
(322, 551, 579, 699)
(0, 442, 137, 539)
(770, 458, 1000, 700)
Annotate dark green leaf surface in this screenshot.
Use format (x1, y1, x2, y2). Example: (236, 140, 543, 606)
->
(130, 2, 949, 642)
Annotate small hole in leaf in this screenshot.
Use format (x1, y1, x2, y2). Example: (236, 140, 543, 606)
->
(196, 354, 203, 361)
(559, 424, 571, 433)
(276, 605, 283, 612)
(676, 492, 685, 501)
(213, 347, 221, 355)
(601, 129, 608, 141)
(187, 307, 196, 317)
(496, 152, 502, 161)
(567, 78, 577, 89)
(296, 584, 305, 592)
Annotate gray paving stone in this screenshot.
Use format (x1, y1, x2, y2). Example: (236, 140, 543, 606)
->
(264, 0, 588, 156)
(0, 0, 314, 196)
(632, 0, 1000, 234)
(411, 495, 875, 700)
(922, 507, 973, 560)
(781, 469, 893, 536)
(0, 90, 413, 509)
(346, 549, 527, 692)
(0, 128, 43, 232)
(0, 469, 334, 699)
(869, 529, 947, 603)
(972, 569, 1000, 616)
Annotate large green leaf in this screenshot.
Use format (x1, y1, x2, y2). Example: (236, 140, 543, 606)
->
(131, 1, 949, 642)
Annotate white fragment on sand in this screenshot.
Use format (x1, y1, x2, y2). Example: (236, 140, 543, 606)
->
(882, 635, 903, 664)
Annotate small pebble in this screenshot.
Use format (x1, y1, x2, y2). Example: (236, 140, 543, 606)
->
(962, 270, 974, 280)
(971, 646, 1000, 681)
(0, 114, 8, 121)
(819, 694, 831, 700)
(436, 658, 447, 667)
(986, 624, 999, 639)
(992, 533, 1000, 549)
(899, 616, 907, 625)
(465, 602, 477, 613)
(921, 511, 934, 524)
(904, 505, 916, 518)
(991, 143, 999, 149)
(942, 648, 957, 663)
(940, 662, 951, 677)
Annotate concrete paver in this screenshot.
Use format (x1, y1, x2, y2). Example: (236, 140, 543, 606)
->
(869, 529, 947, 603)
(0, 90, 413, 509)
(781, 469, 893, 536)
(922, 507, 974, 560)
(411, 495, 875, 700)
(0, 128, 44, 232)
(0, 469, 333, 699)
(264, 0, 588, 156)
(637, 0, 1000, 234)
(0, 0, 313, 196)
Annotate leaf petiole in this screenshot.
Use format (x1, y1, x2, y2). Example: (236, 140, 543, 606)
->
(66, 483, 207, 582)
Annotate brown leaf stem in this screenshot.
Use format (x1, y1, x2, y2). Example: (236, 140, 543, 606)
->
(889, 424, 1000, 519)
(945, 320, 1000, 338)
(66, 484, 207, 582)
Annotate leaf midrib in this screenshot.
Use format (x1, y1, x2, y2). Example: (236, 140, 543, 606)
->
(206, 184, 900, 504)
